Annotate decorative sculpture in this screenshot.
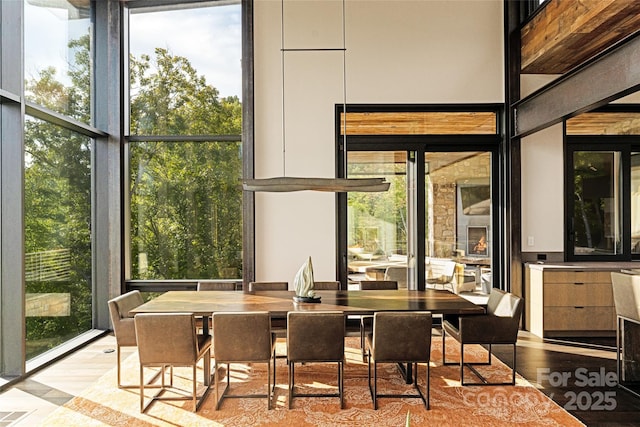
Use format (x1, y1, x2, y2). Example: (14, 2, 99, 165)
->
(293, 256, 321, 303)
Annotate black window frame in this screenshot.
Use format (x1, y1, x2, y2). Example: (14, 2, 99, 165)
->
(564, 136, 632, 262)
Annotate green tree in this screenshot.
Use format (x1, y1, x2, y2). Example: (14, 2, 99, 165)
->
(129, 48, 243, 280)
(24, 34, 92, 358)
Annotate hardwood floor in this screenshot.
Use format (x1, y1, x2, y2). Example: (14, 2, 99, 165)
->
(1, 330, 639, 426)
(492, 332, 640, 426)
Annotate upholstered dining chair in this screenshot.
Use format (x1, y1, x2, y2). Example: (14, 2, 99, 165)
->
(442, 288, 523, 386)
(287, 311, 346, 409)
(248, 282, 289, 337)
(212, 311, 276, 410)
(196, 281, 238, 334)
(313, 280, 341, 290)
(358, 280, 398, 290)
(366, 311, 432, 410)
(197, 281, 237, 291)
(108, 290, 144, 388)
(248, 281, 288, 291)
(353, 280, 399, 357)
(134, 312, 213, 412)
(384, 266, 408, 289)
(610, 272, 640, 398)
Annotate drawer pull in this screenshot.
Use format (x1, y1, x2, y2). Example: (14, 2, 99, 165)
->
(574, 282, 584, 285)
(574, 306, 585, 309)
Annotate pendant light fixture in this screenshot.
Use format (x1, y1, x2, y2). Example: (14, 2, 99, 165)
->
(243, 0, 389, 193)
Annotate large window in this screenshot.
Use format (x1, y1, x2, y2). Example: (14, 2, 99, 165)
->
(24, 117, 92, 359)
(24, 0, 92, 123)
(126, 1, 243, 283)
(565, 140, 630, 261)
(23, 0, 94, 360)
(129, 141, 242, 280)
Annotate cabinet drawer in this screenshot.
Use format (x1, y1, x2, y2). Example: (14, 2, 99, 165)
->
(543, 306, 615, 331)
(543, 270, 611, 284)
(543, 282, 613, 306)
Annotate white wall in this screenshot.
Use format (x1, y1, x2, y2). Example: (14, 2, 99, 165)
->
(253, 0, 504, 284)
(521, 124, 565, 252)
(520, 74, 565, 253)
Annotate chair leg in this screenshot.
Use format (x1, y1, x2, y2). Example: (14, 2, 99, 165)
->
(289, 361, 294, 409)
(373, 361, 378, 410)
(367, 351, 376, 409)
(139, 366, 145, 412)
(339, 360, 344, 409)
(192, 365, 198, 411)
(426, 362, 430, 410)
(117, 346, 123, 388)
(617, 316, 622, 388)
(442, 328, 460, 367)
(462, 343, 517, 386)
(267, 356, 272, 410)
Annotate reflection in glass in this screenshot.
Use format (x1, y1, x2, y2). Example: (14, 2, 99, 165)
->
(572, 151, 622, 256)
(347, 152, 407, 286)
(24, 116, 92, 360)
(129, 141, 242, 280)
(24, 0, 92, 123)
(426, 151, 492, 293)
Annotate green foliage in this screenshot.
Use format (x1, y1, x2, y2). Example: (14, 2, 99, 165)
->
(24, 35, 92, 359)
(348, 162, 407, 254)
(572, 151, 615, 251)
(128, 48, 243, 280)
(23, 34, 243, 359)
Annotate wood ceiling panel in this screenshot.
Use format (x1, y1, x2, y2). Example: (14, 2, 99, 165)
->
(566, 112, 640, 135)
(341, 112, 496, 135)
(521, 0, 640, 74)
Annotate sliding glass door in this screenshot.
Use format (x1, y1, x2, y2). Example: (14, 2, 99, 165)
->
(346, 148, 494, 293)
(338, 105, 501, 292)
(347, 151, 408, 287)
(424, 151, 493, 293)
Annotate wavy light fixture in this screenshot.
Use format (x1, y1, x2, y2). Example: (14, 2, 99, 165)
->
(243, 0, 389, 193)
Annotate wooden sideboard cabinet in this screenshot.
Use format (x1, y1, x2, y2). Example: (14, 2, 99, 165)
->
(526, 266, 616, 338)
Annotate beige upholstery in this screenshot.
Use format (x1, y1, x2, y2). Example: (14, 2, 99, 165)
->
(212, 312, 276, 410)
(442, 288, 523, 386)
(366, 311, 432, 410)
(248, 281, 288, 291)
(610, 272, 640, 396)
(134, 313, 212, 412)
(313, 281, 341, 290)
(197, 281, 237, 291)
(108, 290, 144, 388)
(354, 280, 399, 357)
(611, 272, 640, 321)
(287, 311, 345, 409)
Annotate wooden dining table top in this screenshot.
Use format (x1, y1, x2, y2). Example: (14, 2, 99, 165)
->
(130, 289, 485, 317)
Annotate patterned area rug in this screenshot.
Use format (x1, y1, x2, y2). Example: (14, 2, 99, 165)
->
(42, 336, 584, 426)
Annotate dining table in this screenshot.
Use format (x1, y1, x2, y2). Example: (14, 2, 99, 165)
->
(130, 288, 485, 328)
(130, 288, 485, 383)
